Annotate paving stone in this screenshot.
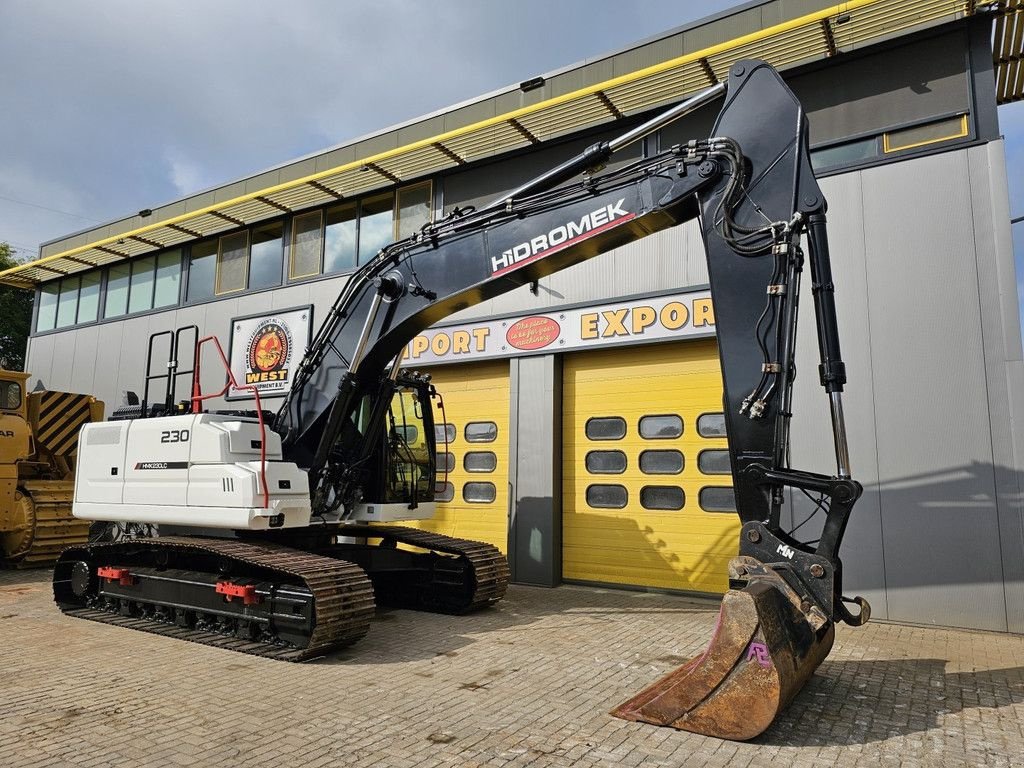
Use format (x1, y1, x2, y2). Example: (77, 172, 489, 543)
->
(1, 568, 1023, 767)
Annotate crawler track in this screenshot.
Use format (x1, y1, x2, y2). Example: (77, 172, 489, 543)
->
(2, 482, 90, 568)
(338, 525, 509, 613)
(53, 537, 375, 661)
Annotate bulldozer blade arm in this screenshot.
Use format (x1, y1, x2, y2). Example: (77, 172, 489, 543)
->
(612, 579, 834, 741)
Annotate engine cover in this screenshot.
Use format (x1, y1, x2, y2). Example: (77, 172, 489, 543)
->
(73, 414, 312, 530)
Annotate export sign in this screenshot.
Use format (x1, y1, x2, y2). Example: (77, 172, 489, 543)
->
(403, 290, 714, 365)
(227, 306, 313, 399)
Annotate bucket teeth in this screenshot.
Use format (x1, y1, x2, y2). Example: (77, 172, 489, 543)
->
(612, 579, 834, 741)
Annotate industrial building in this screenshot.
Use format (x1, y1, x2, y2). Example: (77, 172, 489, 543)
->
(4, 0, 1024, 633)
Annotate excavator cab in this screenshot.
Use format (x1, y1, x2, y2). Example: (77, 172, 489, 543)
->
(378, 381, 436, 507)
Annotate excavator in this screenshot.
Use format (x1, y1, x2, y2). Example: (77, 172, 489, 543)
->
(53, 60, 868, 740)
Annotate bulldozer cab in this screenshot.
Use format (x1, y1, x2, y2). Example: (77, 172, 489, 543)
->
(0, 370, 29, 419)
(0, 371, 31, 465)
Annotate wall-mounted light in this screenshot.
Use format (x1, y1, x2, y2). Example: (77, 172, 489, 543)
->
(520, 76, 545, 93)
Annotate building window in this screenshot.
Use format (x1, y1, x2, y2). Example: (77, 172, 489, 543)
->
(290, 210, 323, 280)
(187, 240, 217, 302)
(215, 231, 249, 295)
(249, 222, 284, 290)
(55, 277, 79, 328)
(153, 251, 182, 308)
(697, 413, 727, 438)
(77, 271, 101, 323)
(128, 255, 156, 314)
(585, 450, 627, 474)
(810, 137, 880, 173)
(639, 450, 683, 475)
(883, 115, 968, 154)
(358, 191, 394, 261)
(104, 263, 131, 318)
(463, 482, 496, 503)
(324, 202, 358, 274)
(586, 484, 627, 509)
(639, 414, 683, 439)
(585, 417, 626, 440)
(396, 181, 432, 240)
(36, 283, 59, 332)
(640, 486, 685, 511)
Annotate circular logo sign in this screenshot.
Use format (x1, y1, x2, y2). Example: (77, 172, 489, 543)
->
(248, 322, 290, 373)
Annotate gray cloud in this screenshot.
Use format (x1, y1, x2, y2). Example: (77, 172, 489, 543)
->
(0, 0, 735, 252)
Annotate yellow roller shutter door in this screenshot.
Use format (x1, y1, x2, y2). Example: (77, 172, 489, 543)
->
(406, 360, 511, 553)
(562, 339, 739, 594)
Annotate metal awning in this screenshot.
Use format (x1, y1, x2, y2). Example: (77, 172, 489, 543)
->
(0, 0, 1005, 290)
(994, 0, 1024, 103)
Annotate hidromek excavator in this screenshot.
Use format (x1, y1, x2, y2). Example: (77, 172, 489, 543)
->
(53, 60, 869, 740)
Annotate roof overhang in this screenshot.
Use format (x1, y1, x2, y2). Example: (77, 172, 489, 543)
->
(1, 0, 1014, 290)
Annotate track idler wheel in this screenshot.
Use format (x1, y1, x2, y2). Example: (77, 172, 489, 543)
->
(612, 562, 834, 741)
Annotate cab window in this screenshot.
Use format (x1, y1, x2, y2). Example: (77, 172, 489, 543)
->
(0, 381, 22, 411)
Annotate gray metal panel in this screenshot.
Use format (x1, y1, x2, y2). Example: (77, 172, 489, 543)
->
(508, 354, 562, 586)
(47, 331, 79, 393)
(860, 149, 1005, 631)
(966, 141, 1024, 633)
(789, 29, 971, 145)
(92, 321, 125, 408)
(69, 325, 101, 399)
(25, 333, 56, 392)
(790, 170, 888, 618)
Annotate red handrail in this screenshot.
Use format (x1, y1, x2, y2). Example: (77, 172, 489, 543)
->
(190, 335, 270, 509)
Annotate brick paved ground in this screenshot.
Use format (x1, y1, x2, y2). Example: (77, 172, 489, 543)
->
(1, 567, 1022, 767)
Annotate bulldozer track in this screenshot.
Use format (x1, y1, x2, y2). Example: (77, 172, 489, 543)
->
(54, 537, 375, 661)
(2, 482, 90, 568)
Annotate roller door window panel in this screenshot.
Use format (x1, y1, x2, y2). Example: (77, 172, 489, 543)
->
(464, 451, 497, 472)
(639, 414, 683, 439)
(585, 417, 626, 440)
(639, 450, 684, 475)
(586, 450, 627, 474)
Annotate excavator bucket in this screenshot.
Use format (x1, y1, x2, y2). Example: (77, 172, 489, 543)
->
(612, 566, 835, 741)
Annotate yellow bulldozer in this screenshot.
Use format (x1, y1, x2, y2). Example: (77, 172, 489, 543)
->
(0, 369, 103, 567)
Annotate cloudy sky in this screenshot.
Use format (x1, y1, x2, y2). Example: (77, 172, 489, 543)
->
(1, 0, 1022, 319)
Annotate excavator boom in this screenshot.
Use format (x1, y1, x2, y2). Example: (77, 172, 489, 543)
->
(271, 59, 868, 739)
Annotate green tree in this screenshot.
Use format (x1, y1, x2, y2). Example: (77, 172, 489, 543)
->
(0, 243, 33, 371)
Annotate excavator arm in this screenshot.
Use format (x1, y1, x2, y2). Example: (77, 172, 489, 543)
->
(275, 59, 868, 739)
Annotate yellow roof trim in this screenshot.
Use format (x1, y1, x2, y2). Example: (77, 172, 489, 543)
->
(1, 0, 974, 289)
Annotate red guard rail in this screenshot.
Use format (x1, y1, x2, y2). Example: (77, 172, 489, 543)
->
(190, 335, 270, 509)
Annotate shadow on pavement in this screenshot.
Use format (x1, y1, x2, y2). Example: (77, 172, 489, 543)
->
(758, 657, 1024, 746)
